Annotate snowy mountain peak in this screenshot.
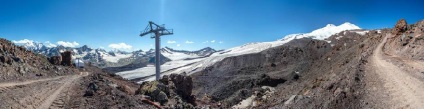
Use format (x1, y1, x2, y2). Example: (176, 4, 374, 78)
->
(281, 22, 361, 41)
(12, 39, 46, 51)
(340, 22, 357, 27)
(326, 24, 336, 27)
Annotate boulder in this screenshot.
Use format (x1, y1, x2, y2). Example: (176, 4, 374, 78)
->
(160, 75, 170, 85)
(169, 74, 196, 105)
(117, 84, 133, 95)
(0, 55, 6, 63)
(0, 55, 13, 65)
(255, 74, 286, 87)
(84, 90, 95, 97)
(136, 81, 169, 104)
(88, 82, 99, 92)
(392, 19, 408, 35)
(48, 56, 62, 65)
(84, 82, 99, 97)
(60, 51, 72, 66)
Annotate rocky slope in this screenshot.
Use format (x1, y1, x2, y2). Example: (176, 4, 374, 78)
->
(186, 19, 424, 108)
(0, 38, 77, 82)
(0, 39, 190, 108)
(385, 19, 424, 60)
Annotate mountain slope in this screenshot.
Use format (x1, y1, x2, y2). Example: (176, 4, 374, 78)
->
(120, 22, 364, 83)
(187, 19, 424, 108)
(0, 38, 77, 82)
(190, 27, 381, 108)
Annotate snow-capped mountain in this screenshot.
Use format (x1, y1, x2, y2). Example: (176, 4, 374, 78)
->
(280, 22, 361, 41)
(116, 22, 364, 83)
(12, 40, 218, 70)
(12, 39, 47, 51)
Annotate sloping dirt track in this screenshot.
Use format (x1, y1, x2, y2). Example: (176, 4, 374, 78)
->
(0, 76, 65, 88)
(0, 72, 89, 109)
(366, 34, 424, 108)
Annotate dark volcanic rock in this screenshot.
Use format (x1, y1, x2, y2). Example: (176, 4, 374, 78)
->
(61, 51, 72, 66)
(255, 74, 286, 87)
(48, 56, 62, 65)
(169, 73, 195, 104)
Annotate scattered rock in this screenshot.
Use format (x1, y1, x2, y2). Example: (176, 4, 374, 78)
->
(284, 95, 298, 105)
(88, 82, 99, 92)
(256, 74, 286, 87)
(12, 57, 22, 63)
(271, 63, 277, 67)
(108, 83, 118, 88)
(0, 56, 13, 65)
(160, 75, 170, 85)
(284, 95, 307, 106)
(84, 90, 95, 97)
(0, 55, 6, 63)
(117, 84, 133, 95)
(18, 66, 26, 74)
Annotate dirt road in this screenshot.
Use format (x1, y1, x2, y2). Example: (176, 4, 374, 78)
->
(0, 72, 89, 109)
(366, 34, 424, 108)
(0, 76, 65, 88)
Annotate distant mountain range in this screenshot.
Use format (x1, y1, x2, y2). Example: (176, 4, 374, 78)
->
(13, 41, 218, 70)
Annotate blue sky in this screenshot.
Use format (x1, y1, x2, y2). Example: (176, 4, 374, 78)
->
(0, 0, 423, 51)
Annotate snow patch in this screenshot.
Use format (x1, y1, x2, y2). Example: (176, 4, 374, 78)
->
(335, 36, 344, 40)
(101, 52, 132, 63)
(354, 30, 369, 35)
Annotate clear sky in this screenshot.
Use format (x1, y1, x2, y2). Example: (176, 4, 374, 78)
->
(1, 0, 423, 51)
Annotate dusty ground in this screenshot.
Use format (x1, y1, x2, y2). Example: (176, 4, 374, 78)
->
(0, 72, 85, 108)
(0, 69, 156, 109)
(365, 34, 424, 108)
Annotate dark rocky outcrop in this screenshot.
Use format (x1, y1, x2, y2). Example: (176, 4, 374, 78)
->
(48, 56, 62, 65)
(136, 81, 169, 104)
(168, 74, 196, 105)
(136, 74, 196, 108)
(61, 51, 72, 66)
(392, 19, 408, 35)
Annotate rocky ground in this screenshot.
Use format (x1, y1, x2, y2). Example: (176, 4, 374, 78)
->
(0, 39, 77, 82)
